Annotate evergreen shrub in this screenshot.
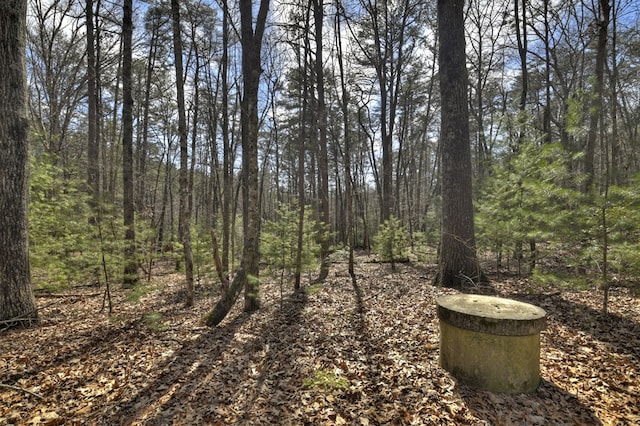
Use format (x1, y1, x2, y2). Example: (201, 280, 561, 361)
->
(373, 215, 410, 266)
(260, 202, 324, 281)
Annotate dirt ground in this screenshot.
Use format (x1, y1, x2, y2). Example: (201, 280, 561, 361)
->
(1, 255, 639, 425)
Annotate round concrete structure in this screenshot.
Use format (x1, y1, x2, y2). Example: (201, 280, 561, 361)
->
(437, 294, 546, 394)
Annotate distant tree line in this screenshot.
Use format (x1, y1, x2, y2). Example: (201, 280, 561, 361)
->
(2, 0, 638, 326)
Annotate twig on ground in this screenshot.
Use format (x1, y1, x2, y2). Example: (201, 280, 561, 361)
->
(0, 383, 44, 400)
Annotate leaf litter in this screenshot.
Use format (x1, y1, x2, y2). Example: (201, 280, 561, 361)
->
(1, 255, 639, 425)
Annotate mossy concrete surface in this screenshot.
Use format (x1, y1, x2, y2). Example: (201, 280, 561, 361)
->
(437, 294, 546, 394)
(439, 321, 541, 393)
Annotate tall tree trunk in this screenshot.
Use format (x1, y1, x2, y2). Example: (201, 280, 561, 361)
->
(86, 0, 99, 206)
(543, 0, 552, 144)
(609, 0, 620, 184)
(436, 0, 484, 288)
(335, 3, 355, 280)
(314, 0, 331, 282)
(378, 5, 392, 223)
(96, 0, 106, 197)
(189, 47, 200, 224)
(240, 0, 269, 312)
(137, 13, 159, 211)
(107, 37, 122, 203)
(584, 0, 610, 193)
(156, 145, 172, 253)
(514, 0, 528, 148)
(294, 24, 308, 291)
(293, 2, 311, 290)
(221, 0, 232, 280)
(205, 0, 270, 326)
(171, 0, 194, 307)
(122, 0, 138, 287)
(0, 0, 38, 328)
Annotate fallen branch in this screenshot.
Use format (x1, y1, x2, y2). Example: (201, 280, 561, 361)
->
(35, 293, 101, 299)
(0, 383, 44, 400)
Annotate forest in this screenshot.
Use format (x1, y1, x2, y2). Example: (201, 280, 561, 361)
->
(1, 0, 639, 424)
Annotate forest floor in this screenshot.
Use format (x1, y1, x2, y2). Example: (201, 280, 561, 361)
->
(1, 254, 639, 425)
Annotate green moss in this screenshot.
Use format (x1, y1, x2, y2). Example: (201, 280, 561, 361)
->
(303, 369, 349, 390)
(439, 321, 541, 393)
(108, 315, 126, 324)
(305, 283, 322, 296)
(127, 282, 153, 303)
(144, 312, 165, 331)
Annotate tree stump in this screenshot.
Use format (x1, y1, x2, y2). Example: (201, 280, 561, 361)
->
(437, 294, 546, 393)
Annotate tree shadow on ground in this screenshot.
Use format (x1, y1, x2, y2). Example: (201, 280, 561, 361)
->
(3, 316, 147, 386)
(512, 291, 640, 364)
(459, 378, 602, 425)
(104, 289, 310, 425)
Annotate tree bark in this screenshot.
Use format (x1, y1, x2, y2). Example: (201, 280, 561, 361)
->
(314, 0, 331, 282)
(584, 0, 611, 193)
(294, 28, 307, 291)
(171, 0, 194, 307)
(205, 0, 270, 325)
(436, 0, 484, 288)
(137, 9, 160, 211)
(0, 0, 39, 327)
(609, 0, 620, 184)
(86, 0, 99, 206)
(221, 0, 232, 280)
(335, 3, 355, 280)
(122, 0, 138, 288)
(514, 0, 528, 132)
(240, 0, 270, 312)
(294, 2, 311, 290)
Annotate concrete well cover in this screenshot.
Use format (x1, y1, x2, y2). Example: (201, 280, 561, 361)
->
(437, 294, 546, 336)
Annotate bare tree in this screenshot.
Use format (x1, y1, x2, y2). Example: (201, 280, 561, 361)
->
(27, 0, 86, 167)
(239, 0, 270, 312)
(137, 6, 167, 211)
(221, 0, 232, 281)
(466, 0, 508, 177)
(122, 0, 138, 287)
(171, 0, 195, 306)
(335, 1, 355, 280)
(86, 0, 99, 205)
(313, 0, 331, 282)
(205, 0, 270, 326)
(294, 2, 310, 291)
(584, 0, 611, 193)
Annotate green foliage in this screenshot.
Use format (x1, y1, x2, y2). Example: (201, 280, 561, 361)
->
(565, 93, 590, 139)
(260, 203, 325, 280)
(95, 207, 130, 286)
(29, 156, 159, 290)
(29, 157, 99, 290)
(136, 213, 160, 280)
(191, 225, 215, 285)
(586, 184, 640, 279)
(477, 139, 640, 287)
(531, 270, 590, 290)
(408, 231, 437, 264)
(373, 215, 410, 264)
(143, 312, 165, 331)
(476, 142, 584, 267)
(126, 282, 153, 303)
(305, 283, 323, 296)
(303, 369, 349, 390)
